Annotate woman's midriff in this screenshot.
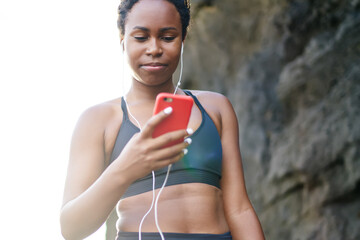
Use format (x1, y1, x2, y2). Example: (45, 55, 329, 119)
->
(116, 183, 229, 233)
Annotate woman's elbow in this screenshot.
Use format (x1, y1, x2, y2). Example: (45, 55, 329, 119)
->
(60, 208, 82, 240)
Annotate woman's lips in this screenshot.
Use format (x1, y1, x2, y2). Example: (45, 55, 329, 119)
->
(141, 63, 167, 72)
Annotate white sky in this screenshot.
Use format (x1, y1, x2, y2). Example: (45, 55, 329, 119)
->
(0, 1, 126, 239)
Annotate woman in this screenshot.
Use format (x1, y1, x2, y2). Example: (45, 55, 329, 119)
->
(60, 0, 265, 239)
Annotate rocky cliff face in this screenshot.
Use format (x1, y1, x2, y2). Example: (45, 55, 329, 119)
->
(184, 0, 360, 239)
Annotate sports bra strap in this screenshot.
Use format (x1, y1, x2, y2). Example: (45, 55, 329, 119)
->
(183, 90, 206, 113)
(121, 97, 130, 121)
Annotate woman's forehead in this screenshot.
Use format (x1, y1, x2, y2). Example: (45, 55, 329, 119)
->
(124, 0, 181, 31)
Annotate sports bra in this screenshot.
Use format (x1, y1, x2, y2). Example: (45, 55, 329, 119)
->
(109, 90, 222, 199)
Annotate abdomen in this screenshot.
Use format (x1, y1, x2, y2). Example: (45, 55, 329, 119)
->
(116, 183, 229, 233)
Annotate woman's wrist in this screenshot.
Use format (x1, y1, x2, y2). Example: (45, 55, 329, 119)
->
(102, 161, 134, 191)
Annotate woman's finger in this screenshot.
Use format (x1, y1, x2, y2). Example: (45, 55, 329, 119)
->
(140, 107, 173, 138)
(148, 143, 191, 170)
(152, 137, 191, 160)
(150, 128, 193, 150)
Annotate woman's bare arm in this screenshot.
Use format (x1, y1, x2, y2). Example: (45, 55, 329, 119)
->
(60, 105, 130, 240)
(60, 104, 191, 240)
(216, 94, 265, 240)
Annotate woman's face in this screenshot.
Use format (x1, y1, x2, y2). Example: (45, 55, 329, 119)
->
(122, 0, 183, 87)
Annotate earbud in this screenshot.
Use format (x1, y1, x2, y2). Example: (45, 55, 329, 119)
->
(121, 41, 125, 52)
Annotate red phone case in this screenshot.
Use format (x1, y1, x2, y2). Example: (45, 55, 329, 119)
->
(152, 93, 194, 147)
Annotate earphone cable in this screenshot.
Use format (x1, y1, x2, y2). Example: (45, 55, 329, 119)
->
(154, 42, 183, 239)
(154, 164, 172, 240)
(138, 171, 156, 240)
(173, 43, 184, 95)
(123, 42, 184, 240)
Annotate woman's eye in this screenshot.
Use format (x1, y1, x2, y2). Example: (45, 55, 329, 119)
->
(134, 36, 148, 41)
(162, 36, 175, 41)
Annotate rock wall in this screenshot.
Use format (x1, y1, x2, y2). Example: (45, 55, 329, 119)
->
(183, 0, 360, 239)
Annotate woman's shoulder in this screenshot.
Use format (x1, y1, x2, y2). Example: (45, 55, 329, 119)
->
(76, 97, 123, 128)
(185, 89, 232, 111)
(185, 90, 236, 134)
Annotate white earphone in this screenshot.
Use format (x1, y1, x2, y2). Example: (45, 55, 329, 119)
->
(120, 41, 124, 52)
(173, 42, 184, 94)
(137, 42, 185, 240)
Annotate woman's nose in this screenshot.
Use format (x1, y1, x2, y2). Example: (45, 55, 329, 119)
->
(146, 39, 163, 57)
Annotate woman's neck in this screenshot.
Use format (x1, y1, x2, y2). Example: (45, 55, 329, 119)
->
(126, 79, 177, 102)
(123, 79, 179, 127)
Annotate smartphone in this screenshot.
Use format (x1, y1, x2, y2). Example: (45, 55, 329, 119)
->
(152, 93, 194, 147)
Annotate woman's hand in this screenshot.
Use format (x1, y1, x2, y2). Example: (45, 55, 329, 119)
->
(113, 107, 192, 182)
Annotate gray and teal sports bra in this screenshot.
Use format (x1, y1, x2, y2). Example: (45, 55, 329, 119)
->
(109, 90, 222, 199)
